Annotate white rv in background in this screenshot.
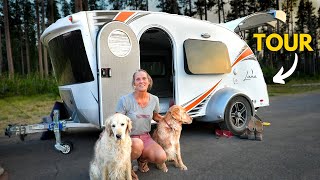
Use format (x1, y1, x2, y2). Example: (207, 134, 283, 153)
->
(6, 10, 285, 154)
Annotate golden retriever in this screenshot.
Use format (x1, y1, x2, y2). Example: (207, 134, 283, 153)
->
(152, 105, 192, 172)
(90, 113, 132, 180)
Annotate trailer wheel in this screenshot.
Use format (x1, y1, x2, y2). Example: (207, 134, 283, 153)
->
(60, 141, 73, 154)
(224, 96, 252, 135)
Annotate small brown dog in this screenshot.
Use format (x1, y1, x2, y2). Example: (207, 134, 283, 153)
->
(90, 113, 132, 180)
(152, 105, 192, 172)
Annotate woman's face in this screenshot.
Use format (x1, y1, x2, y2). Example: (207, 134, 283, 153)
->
(133, 71, 150, 92)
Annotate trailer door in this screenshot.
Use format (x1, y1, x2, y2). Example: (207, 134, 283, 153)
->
(97, 21, 139, 126)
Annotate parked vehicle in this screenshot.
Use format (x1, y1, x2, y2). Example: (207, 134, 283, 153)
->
(5, 10, 285, 154)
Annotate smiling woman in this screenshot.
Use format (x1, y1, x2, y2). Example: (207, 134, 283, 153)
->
(115, 69, 167, 179)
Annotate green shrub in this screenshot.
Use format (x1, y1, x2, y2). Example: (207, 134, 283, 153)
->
(0, 73, 59, 97)
(261, 66, 278, 84)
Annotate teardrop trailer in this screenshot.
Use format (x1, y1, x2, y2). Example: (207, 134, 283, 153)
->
(5, 10, 285, 154)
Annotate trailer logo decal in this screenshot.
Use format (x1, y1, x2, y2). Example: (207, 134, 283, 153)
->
(244, 69, 257, 81)
(184, 80, 222, 112)
(114, 11, 135, 22)
(232, 47, 254, 68)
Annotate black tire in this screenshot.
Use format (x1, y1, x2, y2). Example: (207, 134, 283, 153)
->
(60, 141, 73, 154)
(223, 96, 252, 135)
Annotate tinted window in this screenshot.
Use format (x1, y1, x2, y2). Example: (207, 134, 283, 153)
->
(184, 39, 231, 74)
(47, 30, 94, 86)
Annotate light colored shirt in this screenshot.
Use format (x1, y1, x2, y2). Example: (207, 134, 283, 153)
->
(115, 93, 160, 135)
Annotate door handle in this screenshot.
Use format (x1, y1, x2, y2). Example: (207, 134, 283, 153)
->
(101, 68, 111, 78)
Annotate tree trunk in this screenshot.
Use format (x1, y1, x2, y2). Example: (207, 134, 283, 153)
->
(83, 0, 88, 11)
(49, 0, 54, 24)
(146, 0, 149, 11)
(222, 1, 225, 23)
(204, 0, 207, 20)
(4, 0, 14, 79)
(0, 23, 3, 75)
(75, 0, 83, 12)
(25, 30, 31, 74)
(188, 0, 192, 16)
(36, 0, 44, 78)
(217, 0, 221, 23)
(42, 0, 48, 77)
(21, 41, 25, 75)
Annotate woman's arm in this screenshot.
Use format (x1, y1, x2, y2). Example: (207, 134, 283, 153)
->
(153, 112, 163, 122)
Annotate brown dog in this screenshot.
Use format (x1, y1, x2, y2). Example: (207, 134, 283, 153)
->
(152, 105, 192, 172)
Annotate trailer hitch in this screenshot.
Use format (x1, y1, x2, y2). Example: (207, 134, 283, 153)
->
(5, 124, 28, 141)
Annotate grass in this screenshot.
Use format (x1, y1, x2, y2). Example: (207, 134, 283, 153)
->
(0, 94, 60, 136)
(267, 78, 320, 96)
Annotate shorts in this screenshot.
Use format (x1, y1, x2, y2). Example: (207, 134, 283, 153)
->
(131, 133, 155, 147)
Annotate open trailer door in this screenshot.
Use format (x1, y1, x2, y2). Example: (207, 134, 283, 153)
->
(97, 21, 140, 127)
(222, 10, 286, 32)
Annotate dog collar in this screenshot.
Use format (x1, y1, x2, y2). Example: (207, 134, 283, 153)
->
(164, 112, 175, 130)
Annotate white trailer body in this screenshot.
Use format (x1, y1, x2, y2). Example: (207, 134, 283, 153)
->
(40, 10, 285, 136)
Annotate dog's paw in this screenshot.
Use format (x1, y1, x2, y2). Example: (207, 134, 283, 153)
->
(162, 167, 168, 173)
(156, 163, 168, 173)
(179, 164, 188, 171)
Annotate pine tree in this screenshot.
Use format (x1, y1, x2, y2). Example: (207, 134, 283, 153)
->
(226, 0, 248, 21)
(42, 0, 48, 77)
(61, 0, 71, 17)
(179, 0, 196, 17)
(88, 0, 99, 10)
(157, 0, 181, 14)
(3, 0, 14, 78)
(35, 0, 43, 78)
(75, 0, 83, 12)
(46, 0, 61, 24)
(295, 0, 306, 33)
(216, 0, 226, 23)
(0, 15, 3, 75)
(258, 0, 276, 11)
(304, 0, 317, 75)
(23, 0, 36, 74)
(83, 0, 89, 11)
(194, 0, 215, 20)
(109, 0, 127, 10)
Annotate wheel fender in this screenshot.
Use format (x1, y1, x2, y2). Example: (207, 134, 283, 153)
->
(204, 87, 254, 122)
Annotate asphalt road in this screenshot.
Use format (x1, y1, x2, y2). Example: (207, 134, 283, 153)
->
(1, 92, 320, 180)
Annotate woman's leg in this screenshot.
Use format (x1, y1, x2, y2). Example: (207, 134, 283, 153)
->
(131, 138, 144, 160)
(131, 138, 143, 180)
(140, 138, 167, 164)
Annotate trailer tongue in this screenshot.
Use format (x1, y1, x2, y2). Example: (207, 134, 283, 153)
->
(5, 109, 97, 154)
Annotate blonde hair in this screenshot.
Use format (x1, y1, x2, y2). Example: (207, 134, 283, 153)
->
(132, 69, 153, 91)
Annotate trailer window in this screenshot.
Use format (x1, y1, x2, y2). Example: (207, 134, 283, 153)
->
(183, 39, 231, 74)
(47, 30, 94, 86)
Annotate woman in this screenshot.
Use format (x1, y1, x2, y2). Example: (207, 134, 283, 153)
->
(115, 69, 167, 179)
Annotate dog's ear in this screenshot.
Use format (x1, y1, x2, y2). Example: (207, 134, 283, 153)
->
(126, 118, 132, 134)
(170, 105, 181, 121)
(105, 116, 114, 137)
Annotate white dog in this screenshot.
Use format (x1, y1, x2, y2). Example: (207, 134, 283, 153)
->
(90, 113, 132, 180)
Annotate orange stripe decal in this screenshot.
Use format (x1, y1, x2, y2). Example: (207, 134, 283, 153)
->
(115, 11, 135, 22)
(185, 80, 222, 112)
(231, 47, 253, 67)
